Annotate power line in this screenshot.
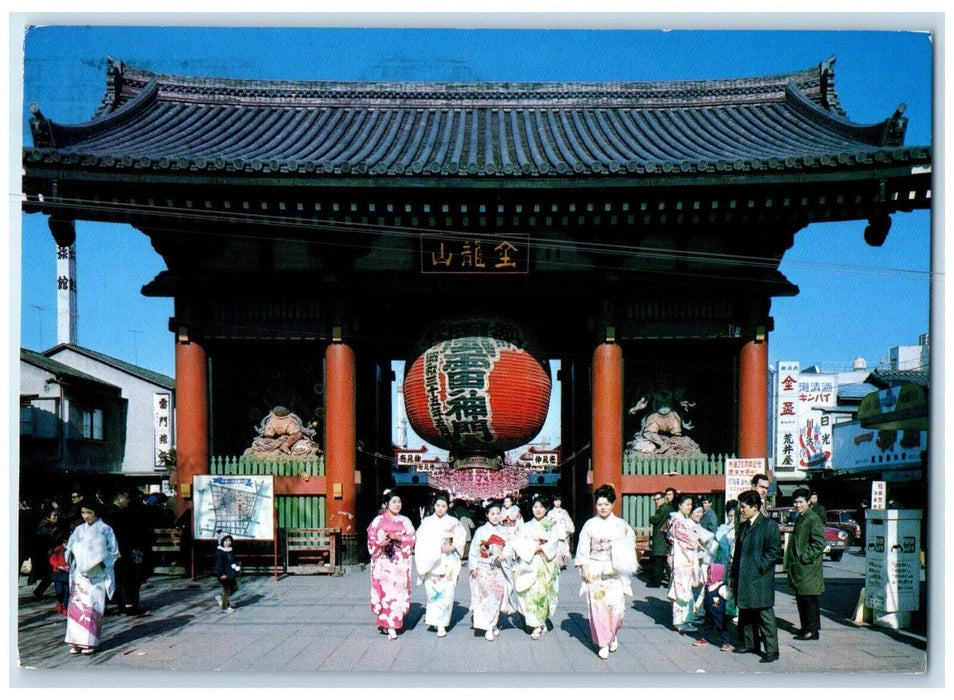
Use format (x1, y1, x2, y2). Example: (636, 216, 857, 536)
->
(18, 192, 933, 283)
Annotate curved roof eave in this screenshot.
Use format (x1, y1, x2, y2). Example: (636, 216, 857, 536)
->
(23, 56, 931, 182)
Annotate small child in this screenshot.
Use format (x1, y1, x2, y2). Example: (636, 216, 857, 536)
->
(49, 541, 70, 615)
(213, 532, 241, 612)
(691, 562, 732, 651)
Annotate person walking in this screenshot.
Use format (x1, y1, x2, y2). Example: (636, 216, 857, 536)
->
(575, 484, 638, 659)
(64, 498, 120, 655)
(367, 489, 416, 639)
(414, 492, 466, 638)
(213, 532, 241, 612)
(468, 500, 510, 641)
(730, 489, 781, 663)
(504, 493, 559, 640)
(785, 487, 826, 640)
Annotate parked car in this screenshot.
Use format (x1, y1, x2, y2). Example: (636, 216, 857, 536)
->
(826, 509, 863, 545)
(768, 507, 848, 563)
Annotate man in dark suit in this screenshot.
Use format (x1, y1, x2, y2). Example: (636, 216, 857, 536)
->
(730, 489, 781, 663)
(647, 490, 673, 587)
(786, 488, 826, 640)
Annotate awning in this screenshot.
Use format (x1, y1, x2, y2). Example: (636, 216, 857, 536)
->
(858, 384, 929, 431)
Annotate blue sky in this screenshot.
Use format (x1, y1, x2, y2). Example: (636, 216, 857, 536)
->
(14, 24, 934, 379)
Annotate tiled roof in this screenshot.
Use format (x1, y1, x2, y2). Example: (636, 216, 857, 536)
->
(43, 344, 175, 390)
(21, 347, 121, 390)
(24, 56, 930, 181)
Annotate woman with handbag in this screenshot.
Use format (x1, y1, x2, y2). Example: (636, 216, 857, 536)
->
(503, 493, 559, 640)
(64, 499, 120, 655)
(367, 489, 416, 639)
(575, 484, 639, 659)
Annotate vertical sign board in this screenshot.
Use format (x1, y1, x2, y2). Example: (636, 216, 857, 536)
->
(796, 374, 837, 470)
(725, 458, 766, 501)
(774, 362, 800, 470)
(864, 509, 921, 614)
(871, 481, 887, 510)
(153, 392, 172, 467)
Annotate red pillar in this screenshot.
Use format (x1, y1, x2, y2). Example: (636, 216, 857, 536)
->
(592, 342, 623, 515)
(175, 338, 209, 514)
(738, 339, 768, 458)
(325, 341, 357, 536)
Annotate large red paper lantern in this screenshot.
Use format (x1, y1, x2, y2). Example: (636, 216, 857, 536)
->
(403, 336, 551, 466)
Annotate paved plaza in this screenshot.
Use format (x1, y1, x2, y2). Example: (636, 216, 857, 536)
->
(12, 547, 929, 687)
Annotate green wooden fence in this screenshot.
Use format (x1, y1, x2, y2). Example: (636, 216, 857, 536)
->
(209, 455, 325, 476)
(209, 456, 327, 528)
(622, 452, 729, 476)
(620, 453, 731, 533)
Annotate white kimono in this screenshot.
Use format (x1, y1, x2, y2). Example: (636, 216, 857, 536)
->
(414, 513, 466, 627)
(575, 513, 638, 647)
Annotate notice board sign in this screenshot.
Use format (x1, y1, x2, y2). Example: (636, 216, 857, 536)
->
(193, 474, 275, 541)
(725, 457, 765, 501)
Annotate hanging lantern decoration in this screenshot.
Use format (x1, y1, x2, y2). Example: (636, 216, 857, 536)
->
(403, 336, 551, 469)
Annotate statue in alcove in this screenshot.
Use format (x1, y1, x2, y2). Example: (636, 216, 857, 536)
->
(627, 392, 702, 457)
(243, 405, 322, 459)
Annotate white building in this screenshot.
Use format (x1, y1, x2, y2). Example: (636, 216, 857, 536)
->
(20, 344, 175, 495)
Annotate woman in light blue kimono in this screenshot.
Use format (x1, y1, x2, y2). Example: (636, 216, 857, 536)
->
(575, 484, 639, 659)
(64, 499, 119, 655)
(504, 493, 559, 640)
(414, 492, 466, 637)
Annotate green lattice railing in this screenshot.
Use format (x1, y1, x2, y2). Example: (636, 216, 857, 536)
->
(622, 452, 729, 476)
(620, 453, 731, 533)
(209, 455, 325, 476)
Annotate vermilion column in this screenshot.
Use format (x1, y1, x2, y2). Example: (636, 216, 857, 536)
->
(738, 339, 768, 458)
(325, 341, 357, 536)
(592, 342, 624, 515)
(175, 338, 209, 514)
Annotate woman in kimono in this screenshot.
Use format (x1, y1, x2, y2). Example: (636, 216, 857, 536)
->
(668, 494, 703, 633)
(367, 489, 416, 640)
(547, 496, 575, 569)
(468, 500, 511, 641)
(499, 495, 523, 543)
(64, 498, 120, 655)
(504, 493, 559, 640)
(575, 484, 639, 659)
(414, 492, 466, 637)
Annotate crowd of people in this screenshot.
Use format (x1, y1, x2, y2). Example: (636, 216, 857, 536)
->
(365, 473, 827, 663)
(19, 484, 175, 656)
(20, 475, 826, 663)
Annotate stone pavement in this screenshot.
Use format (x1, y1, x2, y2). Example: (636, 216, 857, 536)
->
(12, 547, 928, 686)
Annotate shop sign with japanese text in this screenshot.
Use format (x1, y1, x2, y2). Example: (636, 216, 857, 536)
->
(774, 361, 800, 470)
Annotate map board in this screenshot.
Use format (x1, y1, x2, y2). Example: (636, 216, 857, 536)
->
(193, 474, 275, 541)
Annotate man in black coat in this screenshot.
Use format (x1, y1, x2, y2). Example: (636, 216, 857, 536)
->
(104, 490, 153, 616)
(647, 490, 673, 587)
(730, 489, 782, 662)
